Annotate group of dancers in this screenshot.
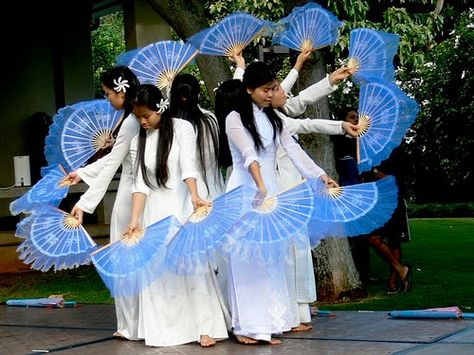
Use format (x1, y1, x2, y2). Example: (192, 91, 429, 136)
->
(64, 50, 358, 347)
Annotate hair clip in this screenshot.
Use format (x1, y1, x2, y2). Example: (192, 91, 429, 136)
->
(113, 76, 130, 93)
(156, 98, 170, 114)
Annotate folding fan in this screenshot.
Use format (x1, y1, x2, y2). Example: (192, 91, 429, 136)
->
(307, 176, 398, 246)
(164, 185, 256, 275)
(356, 80, 420, 172)
(223, 179, 315, 265)
(348, 28, 400, 85)
(9, 164, 71, 216)
(60, 99, 124, 171)
(15, 214, 35, 239)
(272, 2, 343, 52)
(91, 215, 181, 298)
(16, 205, 97, 272)
(44, 102, 89, 173)
(128, 40, 198, 90)
(115, 48, 141, 66)
(186, 12, 270, 57)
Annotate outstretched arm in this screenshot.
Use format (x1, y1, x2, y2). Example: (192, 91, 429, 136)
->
(283, 66, 353, 117)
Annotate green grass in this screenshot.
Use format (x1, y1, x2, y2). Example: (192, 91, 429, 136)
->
(317, 218, 474, 312)
(1, 218, 473, 312)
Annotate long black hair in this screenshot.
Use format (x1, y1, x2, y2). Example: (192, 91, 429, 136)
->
(169, 74, 220, 193)
(240, 61, 283, 151)
(214, 79, 243, 168)
(134, 84, 174, 189)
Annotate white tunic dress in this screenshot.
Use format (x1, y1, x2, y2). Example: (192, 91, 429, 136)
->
(225, 105, 325, 341)
(75, 114, 140, 340)
(276, 113, 344, 326)
(130, 118, 229, 347)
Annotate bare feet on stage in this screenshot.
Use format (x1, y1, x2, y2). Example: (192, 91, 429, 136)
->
(200, 335, 216, 347)
(268, 337, 282, 345)
(291, 323, 313, 332)
(235, 335, 258, 344)
(112, 331, 127, 340)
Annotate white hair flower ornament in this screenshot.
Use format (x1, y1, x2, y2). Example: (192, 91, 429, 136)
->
(156, 98, 170, 114)
(113, 77, 130, 93)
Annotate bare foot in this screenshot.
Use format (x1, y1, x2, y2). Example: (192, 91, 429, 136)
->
(235, 335, 258, 344)
(291, 323, 312, 332)
(200, 335, 216, 347)
(113, 331, 127, 340)
(268, 337, 282, 345)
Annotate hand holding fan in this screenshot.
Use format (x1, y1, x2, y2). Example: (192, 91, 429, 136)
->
(91, 215, 181, 297)
(355, 80, 420, 172)
(272, 2, 343, 52)
(16, 205, 97, 272)
(61, 99, 124, 170)
(223, 179, 315, 265)
(186, 12, 270, 57)
(128, 40, 198, 90)
(164, 185, 256, 275)
(307, 176, 398, 245)
(347, 28, 400, 85)
(9, 164, 71, 216)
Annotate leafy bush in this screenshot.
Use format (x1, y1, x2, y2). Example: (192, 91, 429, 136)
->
(408, 202, 474, 218)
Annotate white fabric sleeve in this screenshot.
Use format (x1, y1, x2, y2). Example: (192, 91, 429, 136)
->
(130, 134, 150, 196)
(280, 68, 299, 94)
(225, 111, 261, 169)
(75, 115, 138, 213)
(76, 155, 109, 186)
(282, 74, 338, 117)
(283, 116, 344, 136)
(280, 69, 300, 93)
(279, 125, 325, 179)
(233, 67, 245, 81)
(178, 120, 199, 180)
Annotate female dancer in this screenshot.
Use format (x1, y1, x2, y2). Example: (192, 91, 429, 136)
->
(169, 74, 223, 199)
(65, 66, 141, 340)
(127, 84, 229, 347)
(222, 61, 337, 344)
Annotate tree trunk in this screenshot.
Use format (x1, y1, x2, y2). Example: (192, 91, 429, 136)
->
(292, 49, 364, 301)
(145, 0, 231, 100)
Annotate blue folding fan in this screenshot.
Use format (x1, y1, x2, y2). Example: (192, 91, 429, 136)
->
(348, 28, 400, 85)
(44, 102, 89, 173)
(9, 164, 71, 216)
(165, 185, 256, 275)
(16, 205, 97, 272)
(356, 80, 420, 172)
(307, 176, 398, 246)
(128, 40, 199, 90)
(272, 2, 343, 52)
(60, 99, 123, 171)
(91, 215, 181, 298)
(223, 179, 315, 265)
(15, 214, 35, 239)
(186, 12, 270, 56)
(115, 48, 141, 66)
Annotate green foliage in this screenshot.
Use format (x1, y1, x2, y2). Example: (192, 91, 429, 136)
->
(207, 0, 284, 21)
(408, 202, 474, 218)
(91, 12, 125, 97)
(400, 9, 474, 203)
